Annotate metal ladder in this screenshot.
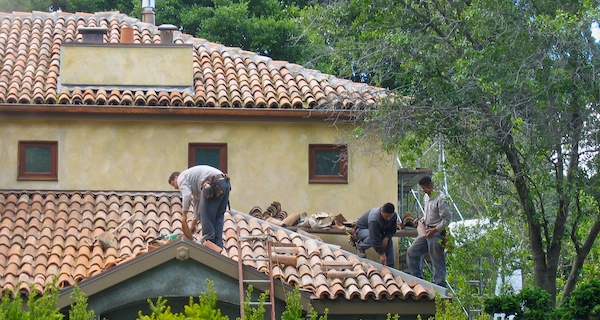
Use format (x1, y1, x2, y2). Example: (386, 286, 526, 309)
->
(236, 227, 299, 320)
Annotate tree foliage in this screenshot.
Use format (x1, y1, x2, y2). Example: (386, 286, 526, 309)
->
(297, 0, 600, 306)
(0, 0, 135, 14)
(133, 0, 308, 62)
(190, 0, 305, 61)
(557, 279, 600, 319)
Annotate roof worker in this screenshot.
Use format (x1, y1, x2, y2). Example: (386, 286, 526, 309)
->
(355, 202, 400, 268)
(168, 165, 230, 248)
(406, 175, 451, 287)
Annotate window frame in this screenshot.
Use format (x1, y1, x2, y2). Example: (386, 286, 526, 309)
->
(17, 141, 58, 181)
(188, 143, 228, 172)
(308, 144, 348, 184)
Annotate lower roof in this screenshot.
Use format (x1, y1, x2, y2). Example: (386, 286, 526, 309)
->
(0, 190, 447, 316)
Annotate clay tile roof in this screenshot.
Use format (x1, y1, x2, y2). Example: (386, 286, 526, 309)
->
(0, 190, 440, 302)
(0, 10, 385, 110)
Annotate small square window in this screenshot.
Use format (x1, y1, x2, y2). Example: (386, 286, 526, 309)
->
(188, 143, 227, 172)
(309, 144, 348, 184)
(18, 141, 58, 181)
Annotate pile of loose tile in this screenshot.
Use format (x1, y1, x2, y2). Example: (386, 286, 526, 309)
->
(248, 201, 288, 221)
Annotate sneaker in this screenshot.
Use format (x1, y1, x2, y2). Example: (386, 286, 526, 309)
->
(357, 248, 366, 258)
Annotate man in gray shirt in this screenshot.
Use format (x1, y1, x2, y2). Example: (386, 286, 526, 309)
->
(406, 175, 451, 287)
(355, 202, 399, 268)
(168, 165, 230, 248)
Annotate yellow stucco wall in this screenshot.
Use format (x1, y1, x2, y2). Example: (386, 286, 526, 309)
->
(60, 44, 194, 87)
(0, 117, 397, 219)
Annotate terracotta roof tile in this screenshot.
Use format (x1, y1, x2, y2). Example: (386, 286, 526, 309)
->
(0, 190, 440, 302)
(0, 10, 382, 110)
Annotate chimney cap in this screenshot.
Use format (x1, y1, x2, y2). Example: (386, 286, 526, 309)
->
(78, 26, 108, 34)
(142, 0, 155, 8)
(78, 27, 108, 43)
(158, 24, 178, 31)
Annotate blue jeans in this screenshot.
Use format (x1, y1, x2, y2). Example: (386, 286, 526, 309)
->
(406, 231, 446, 287)
(200, 179, 230, 248)
(356, 228, 395, 268)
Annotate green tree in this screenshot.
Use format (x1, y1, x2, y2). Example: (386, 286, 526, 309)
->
(296, 0, 406, 86)
(0, 0, 134, 13)
(183, 0, 305, 62)
(298, 0, 600, 306)
(0, 0, 51, 12)
(147, 0, 307, 62)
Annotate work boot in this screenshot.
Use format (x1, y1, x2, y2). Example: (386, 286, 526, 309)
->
(357, 247, 366, 258)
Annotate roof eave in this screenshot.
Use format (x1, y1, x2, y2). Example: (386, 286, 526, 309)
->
(56, 239, 310, 310)
(0, 104, 364, 122)
(310, 298, 439, 316)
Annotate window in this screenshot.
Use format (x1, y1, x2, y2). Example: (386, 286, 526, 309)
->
(188, 143, 227, 172)
(309, 144, 348, 183)
(18, 141, 58, 181)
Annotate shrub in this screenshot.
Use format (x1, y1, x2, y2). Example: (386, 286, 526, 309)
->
(484, 286, 555, 320)
(235, 285, 268, 320)
(0, 279, 95, 320)
(557, 279, 600, 320)
(69, 285, 96, 320)
(137, 279, 228, 320)
(0, 281, 63, 320)
(426, 293, 468, 320)
(282, 286, 328, 320)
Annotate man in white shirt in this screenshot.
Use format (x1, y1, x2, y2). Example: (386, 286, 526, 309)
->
(406, 176, 451, 287)
(168, 165, 230, 248)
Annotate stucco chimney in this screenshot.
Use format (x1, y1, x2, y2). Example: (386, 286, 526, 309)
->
(158, 24, 178, 44)
(141, 0, 155, 25)
(78, 27, 108, 43)
(121, 26, 134, 43)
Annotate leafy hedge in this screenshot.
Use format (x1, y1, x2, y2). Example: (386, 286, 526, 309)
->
(484, 279, 600, 320)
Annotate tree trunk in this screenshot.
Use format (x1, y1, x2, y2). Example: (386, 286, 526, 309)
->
(501, 132, 558, 303)
(560, 219, 600, 306)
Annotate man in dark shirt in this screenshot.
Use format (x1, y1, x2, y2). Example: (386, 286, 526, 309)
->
(355, 202, 399, 268)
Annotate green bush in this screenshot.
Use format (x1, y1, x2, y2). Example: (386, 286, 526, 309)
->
(236, 285, 267, 320)
(1, 280, 64, 320)
(484, 286, 555, 320)
(281, 286, 303, 320)
(0, 278, 487, 320)
(0, 278, 95, 320)
(282, 286, 328, 320)
(429, 293, 468, 320)
(137, 279, 228, 320)
(69, 286, 96, 320)
(557, 279, 600, 320)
